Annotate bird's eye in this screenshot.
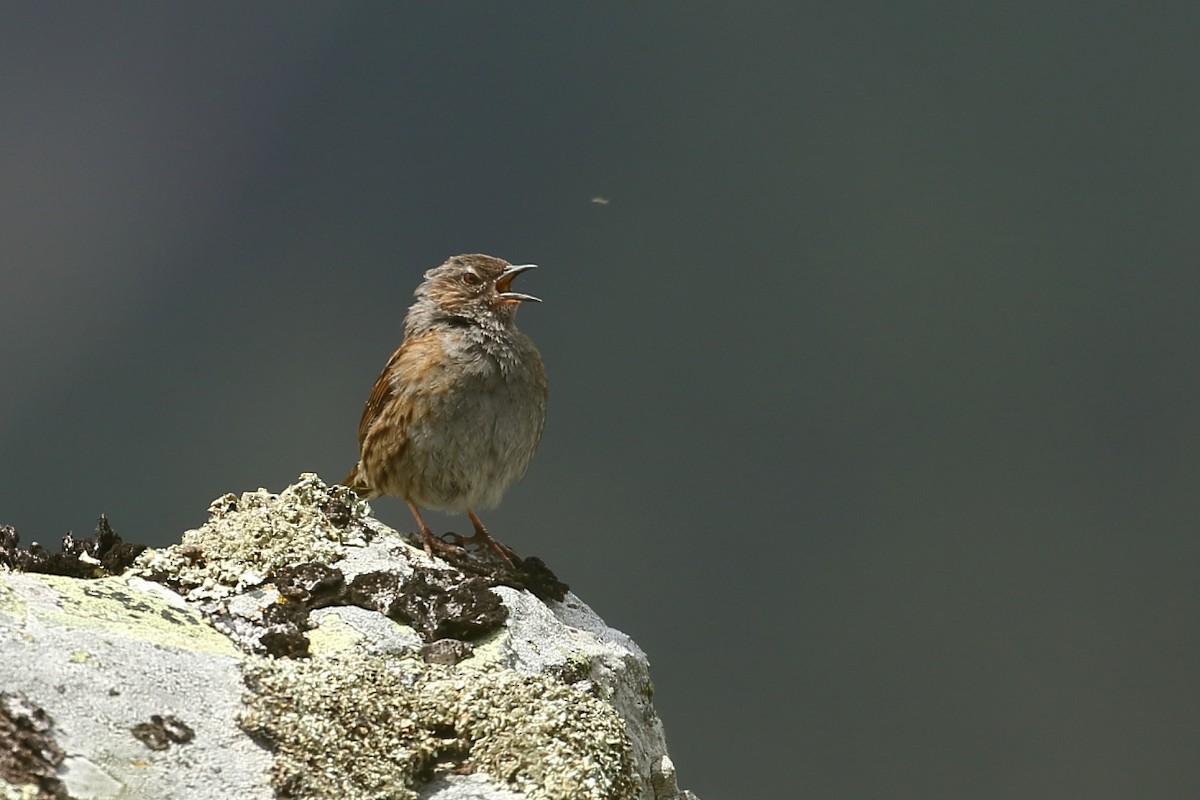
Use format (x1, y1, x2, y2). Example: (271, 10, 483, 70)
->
(461, 271, 481, 286)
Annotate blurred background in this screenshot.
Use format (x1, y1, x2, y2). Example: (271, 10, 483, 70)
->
(3, 3, 1198, 797)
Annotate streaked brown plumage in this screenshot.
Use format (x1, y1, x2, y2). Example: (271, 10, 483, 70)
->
(342, 254, 546, 560)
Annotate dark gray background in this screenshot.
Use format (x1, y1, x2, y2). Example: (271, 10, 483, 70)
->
(3, 4, 1198, 797)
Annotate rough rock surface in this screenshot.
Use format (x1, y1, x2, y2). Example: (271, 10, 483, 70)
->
(0, 474, 699, 800)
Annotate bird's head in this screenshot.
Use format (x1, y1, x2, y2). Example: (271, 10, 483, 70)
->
(418, 253, 540, 327)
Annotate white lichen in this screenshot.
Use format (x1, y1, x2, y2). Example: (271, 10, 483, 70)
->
(240, 653, 640, 800)
(133, 474, 370, 601)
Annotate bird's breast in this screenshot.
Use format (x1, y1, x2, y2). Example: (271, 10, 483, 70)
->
(397, 328, 545, 511)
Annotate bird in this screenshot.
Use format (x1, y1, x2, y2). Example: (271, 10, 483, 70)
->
(341, 254, 547, 561)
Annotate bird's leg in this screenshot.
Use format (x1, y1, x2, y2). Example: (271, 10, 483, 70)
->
(442, 510, 518, 563)
(406, 501, 463, 557)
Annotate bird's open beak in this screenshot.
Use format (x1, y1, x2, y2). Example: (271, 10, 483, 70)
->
(496, 264, 541, 304)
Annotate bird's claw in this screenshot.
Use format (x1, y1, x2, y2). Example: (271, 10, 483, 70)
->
(442, 531, 518, 564)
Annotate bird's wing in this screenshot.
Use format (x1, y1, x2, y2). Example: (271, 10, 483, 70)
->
(357, 330, 447, 446)
(357, 346, 403, 447)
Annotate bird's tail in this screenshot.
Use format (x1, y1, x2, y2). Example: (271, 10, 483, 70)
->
(340, 463, 379, 500)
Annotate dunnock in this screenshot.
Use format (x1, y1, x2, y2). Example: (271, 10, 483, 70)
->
(341, 254, 547, 560)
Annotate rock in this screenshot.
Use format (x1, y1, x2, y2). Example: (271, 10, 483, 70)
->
(0, 474, 698, 800)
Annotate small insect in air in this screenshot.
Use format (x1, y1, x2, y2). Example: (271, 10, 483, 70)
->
(590, 196, 610, 205)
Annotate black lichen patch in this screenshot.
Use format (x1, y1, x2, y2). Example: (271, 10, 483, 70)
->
(264, 558, 551, 650)
(130, 714, 195, 751)
(349, 567, 508, 642)
(395, 570, 507, 641)
(319, 495, 356, 528)
(500, 555, 570, 603)
(0, 692, 67, 799)
(344, 570, 403, 614)
(274, 562, 346, 608)
(433, 547, 570, 603)
(0, 516, 145, 579)
(258, 629, 311, 659)
(257, 600, 316, 659)
(234, 561, 510, 657)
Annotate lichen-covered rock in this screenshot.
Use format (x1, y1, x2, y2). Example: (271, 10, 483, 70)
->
(134, 473, 371, 601)
(241, 655, 639, 800)
(0, 475, 698, 800)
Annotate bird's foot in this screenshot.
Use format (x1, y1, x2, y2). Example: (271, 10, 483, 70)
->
(441, 529, 518, 564)
(417, 528, 468, 559)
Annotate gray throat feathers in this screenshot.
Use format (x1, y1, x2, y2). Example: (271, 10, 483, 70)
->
(407, 300, 528, 374)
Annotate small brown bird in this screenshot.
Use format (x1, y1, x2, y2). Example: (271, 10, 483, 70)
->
(341, 254, 547, 560)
